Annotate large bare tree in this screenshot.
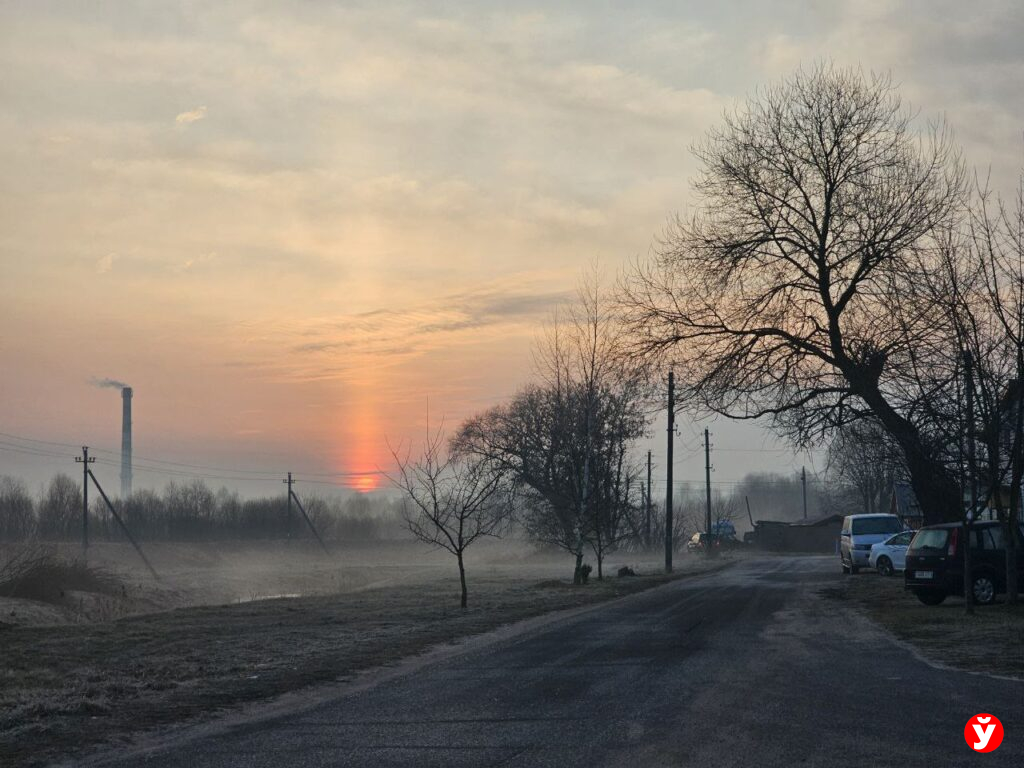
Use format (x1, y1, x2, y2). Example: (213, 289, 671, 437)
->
(620, 64, 967, 524)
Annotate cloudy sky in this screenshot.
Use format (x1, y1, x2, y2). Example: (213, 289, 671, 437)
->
(1, 0, 1022, 495)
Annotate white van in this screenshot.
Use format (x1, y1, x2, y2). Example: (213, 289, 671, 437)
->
(840, 514, 905, 574)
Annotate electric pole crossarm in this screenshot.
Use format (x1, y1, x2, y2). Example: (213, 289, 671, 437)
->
(86, 469, 160, 580)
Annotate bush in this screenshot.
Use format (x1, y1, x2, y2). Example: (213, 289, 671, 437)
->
(579, 563, 593, 584)
(0, 547, 122, 603)
(617, 565, 636, 577)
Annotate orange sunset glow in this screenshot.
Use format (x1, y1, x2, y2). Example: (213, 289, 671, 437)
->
(3, 3, 1021, 497)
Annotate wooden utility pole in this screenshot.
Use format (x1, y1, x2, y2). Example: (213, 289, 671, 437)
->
(802, 466, 808, 520)
(963, 351, 977, 615)
(646, 450, 652, 550)
(75, 446, 95, 556)
(665, 371, 674, 573)
(704, 428, 712, 542)
(284, 471, 294, 540)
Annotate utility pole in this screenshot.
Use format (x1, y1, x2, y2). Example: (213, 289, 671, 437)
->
(284, 471, 294, 540)
(665, 371, 675, 573)
(963, 351, 977, 615)
(646, 450, 653, 550)
(283, 475, 330, 555)
(75, 446, 95, 556)
(704, 428, 712, 543)
(802, 466, 808, 520)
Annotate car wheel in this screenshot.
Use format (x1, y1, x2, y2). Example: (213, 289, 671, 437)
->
(972, 573, 997, 606)
(914, 589, 947, 606)
(850, 563, 861, 574)
(876, 556, 894, 577)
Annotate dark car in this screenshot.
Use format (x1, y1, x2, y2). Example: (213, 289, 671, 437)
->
(904, 520, 1024, 605)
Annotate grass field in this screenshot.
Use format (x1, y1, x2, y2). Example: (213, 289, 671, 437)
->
(830, 570, 1024, 679)
(0, 540, 727, 767)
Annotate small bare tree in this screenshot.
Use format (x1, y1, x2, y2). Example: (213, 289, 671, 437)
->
(390, 430, 512, 609)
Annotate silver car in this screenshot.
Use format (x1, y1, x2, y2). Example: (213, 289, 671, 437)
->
(869, 530, 914, 576)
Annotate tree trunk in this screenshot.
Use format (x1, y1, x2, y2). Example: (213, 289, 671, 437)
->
(572, 548, 584, 585)
(1008, 367, 1023, 604)
(597, 549, 603, 581)
(851, 377, 962, 523)
(457, 551, 468, 610)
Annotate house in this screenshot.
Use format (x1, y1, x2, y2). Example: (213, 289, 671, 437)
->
(890, 482, 924, 529)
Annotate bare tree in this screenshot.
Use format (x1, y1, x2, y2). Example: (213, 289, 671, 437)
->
(456, 270, 649, 582)
(960, 175, 1024, 602)
(620, 64, 967, 524)
(0, 476, 35, 541)
(389, 429, 512, 609)
(37, 474, 80, 540)
(826, 422, 905, 514)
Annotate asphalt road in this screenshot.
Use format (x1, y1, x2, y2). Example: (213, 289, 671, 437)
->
(87, 556, 1022, 767)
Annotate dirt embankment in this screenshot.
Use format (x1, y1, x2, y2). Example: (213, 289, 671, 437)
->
(0, 542, 728, 767)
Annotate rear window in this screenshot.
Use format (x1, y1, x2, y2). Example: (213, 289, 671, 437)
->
(910, 529, 949, 551)
(851, 517, 902, 535)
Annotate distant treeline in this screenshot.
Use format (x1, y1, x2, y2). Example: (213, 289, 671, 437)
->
(0, 468, 849, 545)
(0, 474, 407, 542)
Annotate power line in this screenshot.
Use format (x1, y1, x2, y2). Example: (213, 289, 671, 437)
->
(0, 429, 385, 483)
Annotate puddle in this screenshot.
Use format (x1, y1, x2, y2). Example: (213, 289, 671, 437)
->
(234, 592, 304, 603)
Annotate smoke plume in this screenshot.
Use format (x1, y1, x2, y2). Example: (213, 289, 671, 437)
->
(92, 377, 130, 390)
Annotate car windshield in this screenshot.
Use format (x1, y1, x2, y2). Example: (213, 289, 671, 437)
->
(851, 517, 902, 535)
(910, 529, 949, 551)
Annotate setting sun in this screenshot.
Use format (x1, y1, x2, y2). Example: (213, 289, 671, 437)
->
(351, 475, 379, 494)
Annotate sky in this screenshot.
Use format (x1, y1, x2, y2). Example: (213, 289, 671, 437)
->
(1, 1, 1023, 498)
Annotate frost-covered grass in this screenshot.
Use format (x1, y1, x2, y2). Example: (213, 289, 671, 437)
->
(0, 541, 720, 767)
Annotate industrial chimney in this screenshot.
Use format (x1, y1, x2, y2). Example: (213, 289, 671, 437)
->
(121, 387, 133, 497)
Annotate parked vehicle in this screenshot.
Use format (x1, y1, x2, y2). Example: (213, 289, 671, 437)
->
(840, 514, 905, 574)
(869, 530, 913, 576)
(905, 521, 1024, 605)
(686, 531, 740, 552)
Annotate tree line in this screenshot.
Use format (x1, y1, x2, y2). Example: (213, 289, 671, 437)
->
(0, 474, 407, 542)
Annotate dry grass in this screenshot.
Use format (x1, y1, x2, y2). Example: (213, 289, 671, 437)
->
(0, 547, 123, 603)
(0, 543, 724, 767)
(829, 572, 1024, 679)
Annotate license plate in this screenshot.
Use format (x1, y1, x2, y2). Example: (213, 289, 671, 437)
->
(915, 570, 933, 579)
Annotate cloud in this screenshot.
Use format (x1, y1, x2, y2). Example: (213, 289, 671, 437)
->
(284, 283, 571, 372)
(96, 253, 116, 274)
(175, 106, 207, 125)
(179, 252, 217, 272)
